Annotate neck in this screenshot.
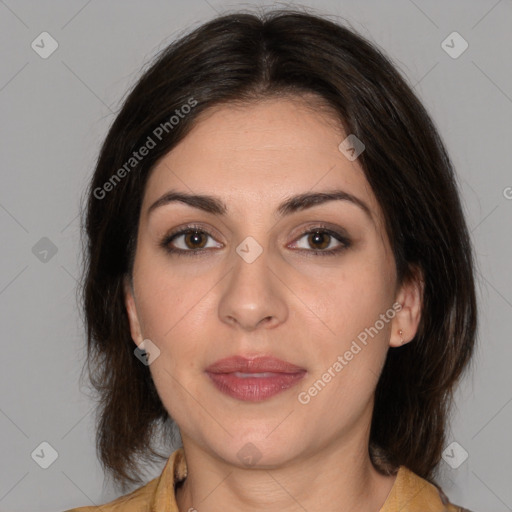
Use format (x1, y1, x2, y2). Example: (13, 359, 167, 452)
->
(175, 431, 396, 512)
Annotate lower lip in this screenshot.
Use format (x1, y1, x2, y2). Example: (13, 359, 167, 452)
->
(206, 371, 307, 401)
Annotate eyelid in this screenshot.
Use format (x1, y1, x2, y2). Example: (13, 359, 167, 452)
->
(160, 222, 351, 256)
(287, 223, 351, 253)
(288, 221, 350, 241)
(160, 223, 223, 250)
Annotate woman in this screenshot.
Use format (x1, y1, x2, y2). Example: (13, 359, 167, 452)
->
(68, 8, 477, 512)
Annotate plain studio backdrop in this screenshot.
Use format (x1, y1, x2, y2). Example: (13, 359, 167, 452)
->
(0, 1, 511, 511)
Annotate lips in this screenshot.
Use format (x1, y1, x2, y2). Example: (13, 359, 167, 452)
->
(205, 355, 307, 402)
(206, 355, 305, 374)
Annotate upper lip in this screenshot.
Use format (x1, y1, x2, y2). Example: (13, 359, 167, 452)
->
(205, 355, 306, 374)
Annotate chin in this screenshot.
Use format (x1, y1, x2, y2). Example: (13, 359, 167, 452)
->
(217, 434, 305, 469)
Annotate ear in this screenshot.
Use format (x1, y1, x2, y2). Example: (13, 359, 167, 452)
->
(389, 266, 424, 348)
(123, 274, 144, 348)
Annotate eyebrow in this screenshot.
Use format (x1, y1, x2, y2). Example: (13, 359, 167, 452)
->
(147, 189, 373, 221)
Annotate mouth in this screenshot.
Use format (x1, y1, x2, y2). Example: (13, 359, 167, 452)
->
(205, 355, 307, 402)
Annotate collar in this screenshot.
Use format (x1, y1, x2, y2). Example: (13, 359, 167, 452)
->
(379, 465, 462, 511)
(150, 447, 188, 512)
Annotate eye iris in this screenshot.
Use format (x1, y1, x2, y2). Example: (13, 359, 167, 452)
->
(308, 231, 330, 250)
(184, 230, 207, 249)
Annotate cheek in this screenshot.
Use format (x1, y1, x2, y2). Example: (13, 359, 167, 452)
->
(132, 261, 199, 363)
(312, 255, 394, 344)
(297, 250, 395, 402)
(132, 269, 211, 418)
(298, 279, 393, 425)
(134, 240, 205, 326)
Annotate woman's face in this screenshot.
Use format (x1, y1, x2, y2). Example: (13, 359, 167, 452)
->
(124, 96, 419, 467)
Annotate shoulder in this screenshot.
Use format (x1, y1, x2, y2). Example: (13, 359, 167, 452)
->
(62, 447, 186, 512)
(381, 465, 476, 512)
(62, 475, 159, 512)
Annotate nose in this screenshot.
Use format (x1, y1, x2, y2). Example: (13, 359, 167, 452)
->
(218, 246, 288, 331)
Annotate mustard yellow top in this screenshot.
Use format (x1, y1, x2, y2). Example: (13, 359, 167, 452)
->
(64, 448, 473, 512)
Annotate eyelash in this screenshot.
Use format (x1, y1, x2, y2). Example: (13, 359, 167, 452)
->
(159, 223, 351, 257)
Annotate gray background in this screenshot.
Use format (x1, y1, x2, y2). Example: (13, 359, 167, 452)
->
(0, 1, 511, 511)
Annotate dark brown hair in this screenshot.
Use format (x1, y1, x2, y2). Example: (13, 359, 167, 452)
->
(79, 7, 477, 492)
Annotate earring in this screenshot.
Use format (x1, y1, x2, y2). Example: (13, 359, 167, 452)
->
(399, 329, 404, 345)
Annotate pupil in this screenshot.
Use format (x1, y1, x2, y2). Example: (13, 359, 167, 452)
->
(186, 230, 206, 249)
(310, 232, 329, 250)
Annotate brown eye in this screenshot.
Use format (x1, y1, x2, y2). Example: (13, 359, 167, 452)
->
(289, 226, 351, 256)
(160, 225, 223, 256)
(307, 231, 331, 250)
(183, 230, 208, 249)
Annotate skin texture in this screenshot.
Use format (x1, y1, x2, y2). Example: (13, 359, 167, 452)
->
(124, 96, 422, 512)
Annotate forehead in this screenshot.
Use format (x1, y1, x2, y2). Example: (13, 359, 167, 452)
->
(142, 97, 382, 227)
